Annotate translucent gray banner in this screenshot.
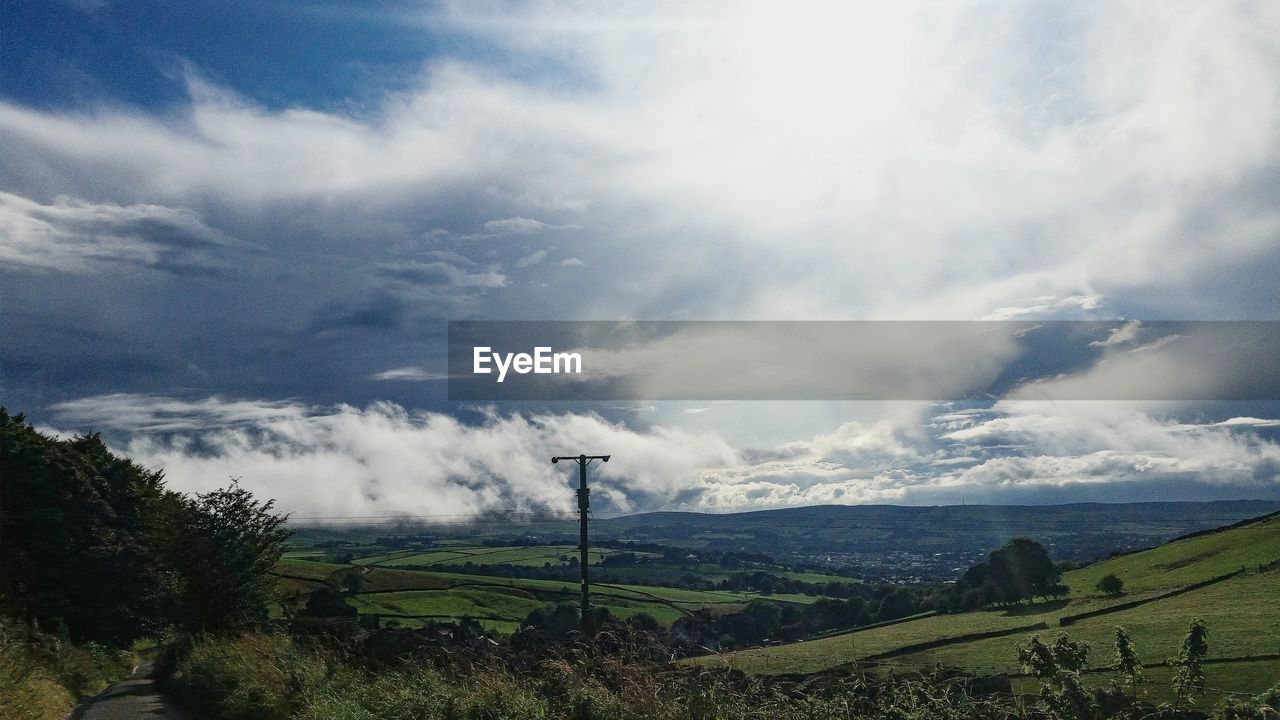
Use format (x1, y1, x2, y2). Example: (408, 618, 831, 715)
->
(447, 321, 1280, 401)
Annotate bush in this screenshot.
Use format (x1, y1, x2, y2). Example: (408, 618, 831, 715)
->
(1095, 574, 1124, 598)
(0, 617, 132, 720)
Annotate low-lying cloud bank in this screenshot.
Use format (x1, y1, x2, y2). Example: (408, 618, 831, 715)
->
(45, 394, 1280, 518)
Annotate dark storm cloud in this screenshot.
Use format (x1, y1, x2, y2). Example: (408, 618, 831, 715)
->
(305, 293, 410, 336)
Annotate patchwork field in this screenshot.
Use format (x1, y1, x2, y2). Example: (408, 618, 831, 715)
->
(275, 554, 821, 633)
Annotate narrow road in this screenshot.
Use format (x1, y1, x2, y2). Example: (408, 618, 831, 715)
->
(70, 662, 188, 720)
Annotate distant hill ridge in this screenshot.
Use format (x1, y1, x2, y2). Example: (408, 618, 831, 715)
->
(601, 499, 1280, 523)
(594, 500, 1280, 568)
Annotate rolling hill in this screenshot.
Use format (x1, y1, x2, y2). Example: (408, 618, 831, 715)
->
(691, 510, 1280, 701)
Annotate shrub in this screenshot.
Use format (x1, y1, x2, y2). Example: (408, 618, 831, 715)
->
(0, 617, 132, 720)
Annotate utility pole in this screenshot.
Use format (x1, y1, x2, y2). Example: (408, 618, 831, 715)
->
(551, 452, 609, 634)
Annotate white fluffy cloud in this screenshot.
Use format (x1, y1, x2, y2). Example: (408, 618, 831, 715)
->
(940, 402, 1280, 492)
(50, 395, 739, 517)
(45, 394, 1280, 516)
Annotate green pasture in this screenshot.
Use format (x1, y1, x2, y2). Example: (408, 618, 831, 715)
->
(275, 558, 816, 631)
(1063, 514, 1280, 597)
(897, 571, 1280, 673)
(696, 514, 1280, 678)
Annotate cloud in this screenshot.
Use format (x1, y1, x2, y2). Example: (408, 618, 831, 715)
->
(483, 217, 552, 235)
(939, 402, 1280, 491)
(2, 1, 1278, 326)
(0, 191, 235, 275)
(516, 249, 549, 268)
(50, 393, 305, 433)
(1089, 320, 1144, 347)
(375, 260, 507, 289)
(1214, 417, 1280, 428)
(982, 294, 1104, 321)
(44, 394, 1280, 516)
(49, 394, 739, 517)
(306, 294, 408, 335)
(5, 0, 1280, 486)
(370, 366, 447, 382)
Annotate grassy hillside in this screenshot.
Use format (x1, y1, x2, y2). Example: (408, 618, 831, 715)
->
(694, 512, 1280, 690)
(901, 571, 1280, 668)
(1064, 512, 1280, 596)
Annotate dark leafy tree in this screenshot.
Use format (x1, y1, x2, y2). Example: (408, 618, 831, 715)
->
(950, 538, 1063, 609)
(989, 538, 1061, 603)
(0, 409, 176, 645)
(159, 480, 291, 634)
(302, 588, 357, 618)
(1096, 574, 1124, 598)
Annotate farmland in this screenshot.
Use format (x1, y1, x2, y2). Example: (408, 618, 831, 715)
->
(274, 502, 1280, 701)
(275, 553, 825, 633)
(693, 511, 1280, 692)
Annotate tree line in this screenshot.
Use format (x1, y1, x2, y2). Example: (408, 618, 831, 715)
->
(0, 408, 291, 646)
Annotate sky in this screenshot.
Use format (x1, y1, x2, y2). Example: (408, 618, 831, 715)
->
(3, 0, 1280, 519)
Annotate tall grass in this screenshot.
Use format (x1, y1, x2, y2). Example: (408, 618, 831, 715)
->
(0, 617, 133, 720)
(161, 631, 1024, 720)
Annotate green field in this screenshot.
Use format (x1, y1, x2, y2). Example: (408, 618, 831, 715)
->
(276, 556, 821, 632)
(898, 571, 1280, 671)
(688, 586, 1173, 675)
(694, 513, 1280, 690)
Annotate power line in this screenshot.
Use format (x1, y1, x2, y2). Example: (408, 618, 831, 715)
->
(552, 452, 610, 633)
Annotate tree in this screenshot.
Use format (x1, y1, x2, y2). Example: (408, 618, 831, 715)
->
(1096, 574, 1124, 598)
(0, 410, 177, 645)
(990, 538, 1062, 602)
(160, 480, 291, 634)
(1170, 617, 1209, 708)
(875, 587, 916, 622)
(1017, 632, 1094, 720)
(1112, 626, 1143, 697)
(302, 588, 357, 618)
(952, 538, 1063, 609)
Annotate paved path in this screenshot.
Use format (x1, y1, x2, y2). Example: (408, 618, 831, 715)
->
(71, 662, 188, 720)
